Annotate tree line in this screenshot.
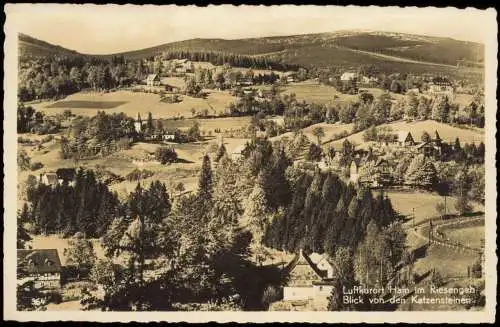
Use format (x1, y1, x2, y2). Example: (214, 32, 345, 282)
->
(263, 170, 400, 256)
(22, 169, 120, 237)
(157, 50, 299, 72)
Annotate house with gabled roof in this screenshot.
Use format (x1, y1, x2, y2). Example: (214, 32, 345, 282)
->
(17, 249, 62, 290)
(282, 249, 335, 301)
(350, 157, 362, 184)
(395, 131, 415, 147)
(39, 172, 58, 187)
(146, 74, 161, 87)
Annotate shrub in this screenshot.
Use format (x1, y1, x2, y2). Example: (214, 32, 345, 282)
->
(18, 136, 34, 144)
(262, 285, 281, 307)
(41, 135, 54, 143)
(430, 270, 445, 287)
(47, 291, 63, 304)
(306, 143, 323, 162)
(155, 146, 178, 164)
(17, 150, 31, 170)
(30, 161, 44, 171)
(126, 169, 155, 181)
(471, 259, 482, 278)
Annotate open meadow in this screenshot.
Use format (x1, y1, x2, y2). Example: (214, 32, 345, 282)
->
(161, 116, 252, 133)
(279, 80, 404, 105)
(31, 89, 238, 119)
(386, 190, 484, 226)
(328, 119, 484, 150)
(271, 121, 354, 144)
(440, 222, 485, 249)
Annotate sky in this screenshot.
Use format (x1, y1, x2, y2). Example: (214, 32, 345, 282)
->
(5, 4, 495, 55)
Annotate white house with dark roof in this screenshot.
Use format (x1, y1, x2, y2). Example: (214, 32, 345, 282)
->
(282, 249, 335, 301)
(340, 72, 357, 82)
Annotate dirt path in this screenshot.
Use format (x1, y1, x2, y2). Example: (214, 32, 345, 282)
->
(344, 47, 458, 68)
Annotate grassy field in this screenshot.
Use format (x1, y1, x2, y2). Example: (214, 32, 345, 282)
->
(413, 243, 478, 278)
(161, 116, 252, 133)
(271, 122, 354, 144)
(47, 100, 127, 109)
(386, 190, 484, 226)
(278, 80, 404, 106)
(441, 224, 484, 249)
(329, 119, 484, 150)
(32, 89, 238, 119)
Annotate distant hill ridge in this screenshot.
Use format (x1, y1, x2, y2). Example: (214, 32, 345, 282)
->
(19, 31, 484, 69)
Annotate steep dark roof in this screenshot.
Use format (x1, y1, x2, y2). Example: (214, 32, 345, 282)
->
(351, 157, 362, 168)
(56, 168, 76, 181)
(42, 173, 58, 185)
(18, 249, 62, 274)
(285, 250, 327, 279)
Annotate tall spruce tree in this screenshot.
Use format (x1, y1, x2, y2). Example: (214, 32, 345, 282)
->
(197, 155, 213, 203)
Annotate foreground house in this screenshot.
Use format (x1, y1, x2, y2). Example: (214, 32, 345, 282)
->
(282, 249, 335, 302)
(17, 249, 62, 290)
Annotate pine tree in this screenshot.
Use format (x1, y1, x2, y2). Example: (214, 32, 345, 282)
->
(405, 155, 438, 189)
(147, 112, 153, 134)
(214, 143, 227, 162)
(328, 247, 360, 311)
(405, 93, 419, 120)
(431, 95, 450, 123)
(197, 155, 213, 203)
(417, 96, 431, 119)
(17, 203, 32, 249)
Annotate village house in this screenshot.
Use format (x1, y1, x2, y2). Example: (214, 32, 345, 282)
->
(242, 88, 254, 96)
(395, 131, 416, 147)
(55, 168, 76, 186)
(162, 133, 176, 141)
(231, 145, 246, 161)
(146, 74, 161, 87)
(39, 168, 76, 187)
(427, 77, 454, 97)
(359, 158, 392, 188)
(134, 113, 145, 133)
(359, 75, 379, 87)
(349, 157, 361, 184)
(237, 77, 254, 87)
(164, 84, 181, 93)
(39, 172, 58, 187)
(340, 72, 357, 83)
(172, 58, 193, 74)
(283, 72, 296, 83)
(17, 249, 62, 291)
(340, 72, 359, 94)
(282, 249, 335, 302)
(416, 130, 443, 159)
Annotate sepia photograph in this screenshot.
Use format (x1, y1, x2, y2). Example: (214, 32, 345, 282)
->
(3, 3, 497, 323)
